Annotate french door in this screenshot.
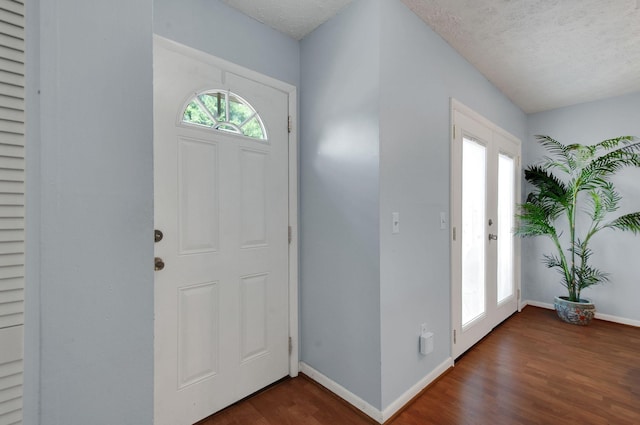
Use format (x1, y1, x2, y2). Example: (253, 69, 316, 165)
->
(451, 100, 521, 359)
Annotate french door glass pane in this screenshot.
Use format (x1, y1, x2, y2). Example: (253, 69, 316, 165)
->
(462, 138, 486, 326)
(497, 154, 515, 303)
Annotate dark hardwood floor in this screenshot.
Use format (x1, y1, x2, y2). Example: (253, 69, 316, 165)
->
(197, 306, 640, 425)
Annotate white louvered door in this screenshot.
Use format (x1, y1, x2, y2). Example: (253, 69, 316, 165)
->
(0, 1, 25, 424)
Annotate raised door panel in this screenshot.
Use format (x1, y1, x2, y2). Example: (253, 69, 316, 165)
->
(178, 138, 219, 255)
(178, 282, 220, 388)
(240, 273, 269, 362)
(239, 149, 268, 248)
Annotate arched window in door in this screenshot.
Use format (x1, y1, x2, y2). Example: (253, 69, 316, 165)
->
(182, 90, 267, 140)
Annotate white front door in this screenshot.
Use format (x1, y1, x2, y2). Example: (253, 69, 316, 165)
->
(451, 100, 521, 358)
(153, 42, 290, 425)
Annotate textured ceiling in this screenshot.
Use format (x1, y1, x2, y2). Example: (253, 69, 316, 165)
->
(222, 0, 640, 113)
(402, 0, 640, 113)
(222, 0, 354, 40)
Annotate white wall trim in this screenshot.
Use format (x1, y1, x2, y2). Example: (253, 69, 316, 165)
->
(380, 358, 453, 422)
(594, 312, 640, 327)
(299, 362, 383, 423)
(300, 359, 454, 424)
(287, 87, 299, 377)
(519, 300, 553, 310)
(451, 98, 521, 143)
(520, 300, 640, 327)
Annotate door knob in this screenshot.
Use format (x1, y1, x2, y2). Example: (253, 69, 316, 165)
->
(488, 233, 498, 241)
(155, 257, 165, 271)
(155, 229, 163, 243)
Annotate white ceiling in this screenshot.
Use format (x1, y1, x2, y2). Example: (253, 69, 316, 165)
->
(222, 0, 640, 113)
(221, 0, 354, 41)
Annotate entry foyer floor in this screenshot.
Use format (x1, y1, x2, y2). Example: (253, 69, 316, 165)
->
(197, 306, 640, 425)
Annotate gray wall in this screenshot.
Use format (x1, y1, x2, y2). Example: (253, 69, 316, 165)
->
(24, 2, 300, 424)
(524, 92, 640, 321)
(27, 1, 155, 424)
(378, 0, 527, 408)
(23, 0, 636, 422)
(154, 0, 300, 87)
(300, 0, 382, 409)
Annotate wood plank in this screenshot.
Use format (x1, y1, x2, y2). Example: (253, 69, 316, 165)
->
(389, 307, 640, 425)
(196, 307, 640, 425)
(197, 376, 376, 425)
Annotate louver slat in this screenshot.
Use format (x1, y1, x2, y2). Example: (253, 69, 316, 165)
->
(0, 1, 24, 424)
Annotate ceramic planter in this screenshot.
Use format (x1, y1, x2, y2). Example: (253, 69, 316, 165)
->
(554, 296, 596, 325)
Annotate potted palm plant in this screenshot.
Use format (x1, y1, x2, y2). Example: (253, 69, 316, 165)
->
(516, 135, 640, 325)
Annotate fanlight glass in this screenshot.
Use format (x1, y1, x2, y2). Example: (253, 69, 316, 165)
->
(182, 90, 267, 140)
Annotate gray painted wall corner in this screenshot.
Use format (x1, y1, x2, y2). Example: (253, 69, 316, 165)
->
(378, 0, 527, 408)
(300, 0, 383, 410)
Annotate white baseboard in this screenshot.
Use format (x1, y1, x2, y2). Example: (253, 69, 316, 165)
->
(299, 358, 453, 424)
(299, 362, 384, 423)
(520, 299, 640, 327)
(520, 300, 553, 310)
(380, 357, 453, 422)
(594, 312, 640, 327)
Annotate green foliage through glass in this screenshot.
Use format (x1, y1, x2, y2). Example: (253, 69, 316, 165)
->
(182, 90, 266, 140)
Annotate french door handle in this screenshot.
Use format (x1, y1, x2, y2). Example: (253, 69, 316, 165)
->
(488, 233, 498, 241)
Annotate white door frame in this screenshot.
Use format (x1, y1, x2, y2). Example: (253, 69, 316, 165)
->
(449, 98, 521, 359)
(153, 35, 299, 377)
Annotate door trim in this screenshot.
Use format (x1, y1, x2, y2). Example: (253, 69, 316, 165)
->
(153, 35, 299, 377)
(449, 98, 521, 359)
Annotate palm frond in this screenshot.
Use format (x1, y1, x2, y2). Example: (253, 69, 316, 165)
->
(524, 166, 570, 206)
(584, 141, 640, 178)
(593, 136, 636, 152)
(585, 183, 620, 221)
(576, 265, 610, 291)
(598, 182, 621, 213)
(587, 190, 603, 222)
(515, 203, 557, 237)
(535, 135, 576, 170)
(540, 156, 571, 174)
(605, 212, 640, 234)
(542, 254, 563, 269)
